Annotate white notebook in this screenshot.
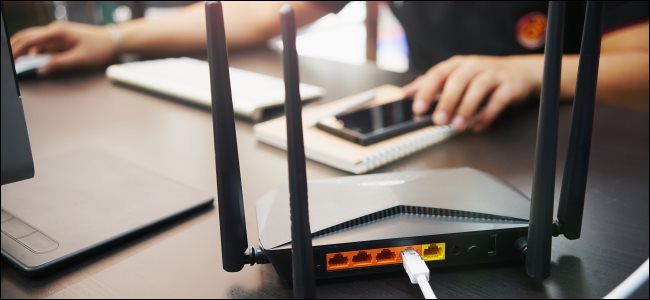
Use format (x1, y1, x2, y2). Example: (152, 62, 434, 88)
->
(106, 57, 326, 121)
(254, 85, 456, 174)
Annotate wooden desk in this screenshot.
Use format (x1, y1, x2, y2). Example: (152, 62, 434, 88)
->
(2, 49, 648, 298)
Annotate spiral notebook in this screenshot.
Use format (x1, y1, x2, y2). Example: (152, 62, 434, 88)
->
(253, 85, 456, 174)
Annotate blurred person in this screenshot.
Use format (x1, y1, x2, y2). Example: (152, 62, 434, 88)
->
(10, 1, 649, 132)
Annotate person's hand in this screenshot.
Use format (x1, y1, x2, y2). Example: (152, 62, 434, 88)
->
(10, 21, 118, 76)
(404, 55, 541, 132)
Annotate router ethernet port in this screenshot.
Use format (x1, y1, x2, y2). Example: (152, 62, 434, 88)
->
(328, 254, 349, 267)
(375, 249, 396, 263)
(422, 243, 445, 261)
(351, 251, 372, 265)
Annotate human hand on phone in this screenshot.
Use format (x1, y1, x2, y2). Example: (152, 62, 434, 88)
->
(404, 55, 541, 132)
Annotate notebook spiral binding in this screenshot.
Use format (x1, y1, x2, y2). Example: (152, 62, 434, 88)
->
(361, 125, 455, 173)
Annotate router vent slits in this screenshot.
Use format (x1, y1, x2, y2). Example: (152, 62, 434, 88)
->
(311, 205, 527, 239)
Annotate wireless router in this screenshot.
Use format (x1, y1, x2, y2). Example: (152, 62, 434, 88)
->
(205, 1, 602, 298)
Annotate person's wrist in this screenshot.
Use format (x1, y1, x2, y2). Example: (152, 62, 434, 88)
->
(105, 24, 122, 58)
(511, 55, 544, 98)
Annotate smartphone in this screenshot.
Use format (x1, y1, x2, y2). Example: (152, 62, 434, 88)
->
(316, 97, 437, 146)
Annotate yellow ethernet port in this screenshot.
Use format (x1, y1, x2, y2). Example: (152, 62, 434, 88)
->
(421, 243, 445, 261)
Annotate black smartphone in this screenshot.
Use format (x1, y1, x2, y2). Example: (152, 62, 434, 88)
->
(316, 97, 437, 146)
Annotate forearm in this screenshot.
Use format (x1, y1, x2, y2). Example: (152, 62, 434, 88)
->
(114, 1, 329, 55)
(517, 51, 648, 106)
(561, 52, 649, 106)
(114, 2, 280, 55)
(520, 22, 648, 106)
(116, 3, 206, 55)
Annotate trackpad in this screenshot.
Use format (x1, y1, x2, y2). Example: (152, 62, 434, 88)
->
(1, 150, 213, 274)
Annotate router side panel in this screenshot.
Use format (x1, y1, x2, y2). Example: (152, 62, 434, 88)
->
(266, 227, 528, 281)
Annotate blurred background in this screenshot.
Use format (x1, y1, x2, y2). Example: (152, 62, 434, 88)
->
(3, 1, 410, 72)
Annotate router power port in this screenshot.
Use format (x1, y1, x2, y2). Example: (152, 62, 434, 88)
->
(488, 234, 497, 255)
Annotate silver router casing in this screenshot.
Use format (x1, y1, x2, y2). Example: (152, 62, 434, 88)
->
(255, 167, 531, 280)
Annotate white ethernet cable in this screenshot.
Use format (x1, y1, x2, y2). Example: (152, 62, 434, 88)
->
(603, 258, 649, 299)
(402, 248, 437, 299)
(400, 250, 648, 299)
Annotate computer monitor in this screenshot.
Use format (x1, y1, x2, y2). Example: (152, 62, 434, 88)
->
(1, 7, 34, 185)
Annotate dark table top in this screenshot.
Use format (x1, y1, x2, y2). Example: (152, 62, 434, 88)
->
(1, 48, 648, 299)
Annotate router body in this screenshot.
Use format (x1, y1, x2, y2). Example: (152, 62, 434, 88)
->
(256, 168, 530, 280)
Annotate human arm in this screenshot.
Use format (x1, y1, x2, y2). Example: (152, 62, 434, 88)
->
(9, 1, 331, 75)
(405, 21, 649, 132)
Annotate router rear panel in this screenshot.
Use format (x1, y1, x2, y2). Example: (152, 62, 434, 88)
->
(265, 227, 528, 281)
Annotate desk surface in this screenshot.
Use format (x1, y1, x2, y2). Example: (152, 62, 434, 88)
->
(1, 49, 648, 299)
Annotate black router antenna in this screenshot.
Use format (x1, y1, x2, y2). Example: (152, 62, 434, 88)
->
(556, 1, 603, 240)
(527, 1, 603, 279)
(281, 5, 317, 299)
(205, 1, 248, 272)
(527, 1, 565, 280)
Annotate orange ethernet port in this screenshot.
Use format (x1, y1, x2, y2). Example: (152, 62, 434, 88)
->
(351, 251, 373, 266)
(325, 245, 424, 271)
(375, 249, 397, 263)
(327, 253, 349, 269)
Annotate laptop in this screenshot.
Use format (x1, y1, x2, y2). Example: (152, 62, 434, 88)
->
(1, 9, 213, 276)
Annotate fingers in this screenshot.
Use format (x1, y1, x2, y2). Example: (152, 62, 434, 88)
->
(25, 42, 69, 55)
(433, 63, 482, 125)
(37, 49, 81, 76)
(412, 58, 461, 116)
(403, 76, 423, 97)
(452, 73, 499, 130)
(408, 55, 535, 132)
(472, 85, 515, 132)
(11, 23, 66, 58)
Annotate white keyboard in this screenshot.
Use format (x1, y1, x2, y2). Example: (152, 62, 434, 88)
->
(106, 57, 326, 120)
